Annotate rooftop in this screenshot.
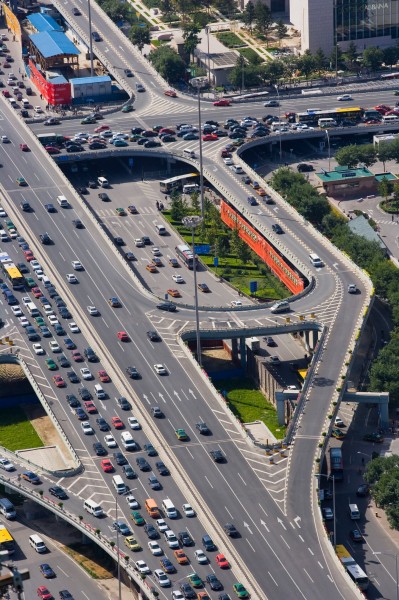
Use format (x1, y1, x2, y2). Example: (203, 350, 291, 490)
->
(374, 172, 398, 182)
(347, 215, 386, 251)
(27, 13, 63, 33)
(69, 75, 111, 85)
(316, 165, 373, 182)
(29, 31, 80, 58)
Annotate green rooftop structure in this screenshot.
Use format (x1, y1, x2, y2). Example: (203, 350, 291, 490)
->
(316, 166, 397, 198)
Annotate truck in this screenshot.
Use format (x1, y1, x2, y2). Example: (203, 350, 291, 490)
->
(329, 447, 343, 481)
(246, 336, 260, 352)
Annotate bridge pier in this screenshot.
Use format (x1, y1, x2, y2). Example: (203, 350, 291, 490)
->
(240, 337, 246, 370)
(231, 337, 238, 362)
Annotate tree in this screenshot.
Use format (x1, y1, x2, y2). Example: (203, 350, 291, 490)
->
(254, 1, 273, 44)
(129, 25, 150, 53)
(378, 142, 396, 171)
(148, 46, 186, 82)
(363, 47, 383, 71)
(161, 0, 174, 24)
(383, 46, 399, 68)
(170, 194, 188, 221)
(237, 239, 251, 264)
(213, 0, 237, 17)
(345, 41, 357, 70)
(100, 0, 132, 24)
(314, 48, 327, 74)
(357, 144, 377, 167)
(330, 45, 344, 71)
(335, 144, 362, 168)
(190, 191, 200, 213)
(378, 177, 394, 201)
(275, 19, 288, 46)
(174, 0, 194, 21)
(242, 0, 255, 33)
(297, 53, 315, 80)
(182, 23, 201, 63)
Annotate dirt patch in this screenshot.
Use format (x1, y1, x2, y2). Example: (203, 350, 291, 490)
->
(22, 404, 61, 448)
(0, 363, 31, 396)
(201, 348, 236, 372)
(63, 543, 114, 579)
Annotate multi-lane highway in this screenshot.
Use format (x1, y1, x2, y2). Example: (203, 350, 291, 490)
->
(0, 3, 395, 599)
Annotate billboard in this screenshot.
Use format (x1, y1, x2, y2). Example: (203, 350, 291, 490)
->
(29, 60, 71, 105)
(220, 201, 304, 294)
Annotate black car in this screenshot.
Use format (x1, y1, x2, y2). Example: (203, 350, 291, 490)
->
(54, 324, 66, 336)
(117, 397, 131, 410)
(297, 163, 314, 172)
(124, 69, 134, 77)
(47, 286, 58, 298)
(147, 330, 160, 342)
(242, 176, 251, 184)
(78, 186, 88, 194)
(196, 422, 210, 435)
(136, 456, 151, 471)
(17, 262, 29, 274)
(96, 417, 109, 431)
(144, 443, 157, 457)
(223, 522, 239, 537)
(89, 142, 106, 150)
(122, 464, 136, 479)
(144, 523, 158, 539)
(49, 486, 68, 500)
(126, 366, 140, 379)
(125, 252, 136, 261)
(57, 354, 70, 368)
(247, 196, 257, 206)
(66, 394, 80, 408)
(54, 297, 66, 308)
(93, 442, 107, 456)
(92, 31, 101, 41)
(84, 347, 97, 362)
(210, 450, 225, 463)
(72, 6, 81, 14)
(144, 140, 161, 148)
(178, 530, 194, 546)
(66, 145, 83, 153)
(272, 223, 283, 234)
(59, 307, 71, 319)
(72, 219, 85, 229)
(78, 387, 92, 401)
(39, 233, 52, 244)
(180, 582, 196, 599)
(155, 461, 169, 476)
(206, 573, 223, 590)
(66, 370, 79, 383)
(88, 180, 97, 188)
(156, 302, 176, 312)
(205, 120, 219, 127)
(148, 474, 161, 490)
(356, 484, 370, 497)
(99, 193, 110, 201)
(59, 592, 74, 600)
(265, 336, 276, 346)
(113, 452, 128, 466)
(151, 406, 163, 418)
(131, 127, 144, 134)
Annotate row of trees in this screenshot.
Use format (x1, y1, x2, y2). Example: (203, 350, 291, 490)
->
(270, 167, 399, 405)
(241, 1, 287, 45)
(365, 455, 399, 529)
(335, 141, 399, 172)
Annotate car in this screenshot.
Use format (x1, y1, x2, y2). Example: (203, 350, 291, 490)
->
(101, 458, 114, 473)
(331, 427, 345, 440)
(84, 401, 97, 414)
(98, 369, 110, 383)
(112, 416, 124, 429)
(93, 441, 107, 456)
(134, 560, 150, 574)
(264, 99, 280, 107)
(117, 331, 129, 341)
(37, 586, 54, 599)
(272, 223, 283, 234)
(66, 369, 79, 383)
(99, 192, 110, 201)
(113, 452, 128, 466)
(19, 316, 29, 328)
(71, 260, 83, 271)
(87, 306, 98, 316)
(154, 364, 167, 375)
(146, 263, 157, 273)
(148, 540, 163, 555)
(157, 301, 177, 313)
(214, 99, 231, 107)
(22, 471, 41, 484)
(197, 283, 210, 293)
(196, 422, 210, 435)
(45, 359, 57, 371)
(72, 219, 84, 229)
(297, 163, 314, 172)
(188, 572, 202, 588)
(164, 89, 177, 97)
(104, 435, 117, 448)
(81, 421, 94, 435)
(323, 507, 334, 520)
(180, 582, 196, 599)
(144, 443, 157, 457)
(172, 549, 188, 565)
(52, 375, 65, 388)
(269, 355, 280, 364)
(216, 553, 230, 568)
(126, 366, 140, 379)
(59, 592, 74, 600)
(356, 483, 370, 497)
(179, 530, 194, 546)
(206, 573, 222, 590)
(350, 529, 364, 542)
(33, 343, 45, 355)
(0, 458, 15, 471)
(210, 450, 225, 462)
(223, 523, 239, 537)
(172, 274, 184, 284)
(66, 274, 78, 284)
(113, 520, 131, 536)
(233, 582, 250, 598)
(337, 94, 353, 101)
(363, 432, 384, 443)
(84, 347, 97, 362)
(348, 284, 357, 294)
(54, 324, 66, 336)
(123, 464, 136, 479)
(155, 461, 169, 476)
(175, 428, 188, 441)
(125, 536, 141, 551)
(203, 133, 218, 141)
(74, 406, 87, 420)
(131, 511, 145, 526)
(49, 486, 68, 500)
(108, 296, 121, 307)
(128, 416, 140, 429)
(167, 288, 181, 298)
(71, 351, 83, 364)
(159, 556, 175, 574)
(194, 549, 208, 564)
(96, 417, 109, 431)
(115, 397, 130, 411)
(154, 568, 170, 587)
(68, 322, 80, 334)
(136, 456, 150, 471)
(39, 232, 51, 245)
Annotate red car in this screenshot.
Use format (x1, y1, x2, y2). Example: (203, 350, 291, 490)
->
(100, 459, 114, 473)
(94, 124, 110, 133)
(374, 104, 391, 114)
(2, 90, 10, 97)
(20, 143, 30, 151)
(164, 89, 177, 97)
(37, 586, 54, 600)
(112, 416, 124, 429)
(215, 553, 230, 568)
(71, 350, 83, 362)
(45, 146, 60, 154)
(32, 287, 42, 298)
(117, 331, 129, 341)
(98, 369, 110, 382)
(24, 250, 35, 261)
(202, 133, 218, 141)
(84, 400, 97, 413)
(213, 99, 231, 107)
(52, 375, 65, 388)
(159, 128, 175, 135)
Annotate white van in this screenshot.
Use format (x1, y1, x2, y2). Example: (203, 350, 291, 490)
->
(97, 176, 109, 188)
(155, 223, 166, 235)
(231, 165, 244, 174)
(112, 475, 126, 494)
(57, 195, 69, 208)
(183, 183, 200, 194)
(162, 498, 177, 519)
(26, 302, 40, 317)
(22, 98, 30, 108)
(382, 114, 399, 124)
(0, 230, 8, 242)
(9, 98, 17, 108)
(29, 534, 47, 553)
(83, 498, 103, 517)
(349, 503, 360, 520)
(94, 383, 106, 399)
(121, 431, 137, 451)
(309, 253, 323, 267)
(183, 148, 195, 158)
(0, 498, 16, 519)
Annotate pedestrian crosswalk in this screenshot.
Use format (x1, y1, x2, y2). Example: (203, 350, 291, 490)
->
(136, 93, 199, 117)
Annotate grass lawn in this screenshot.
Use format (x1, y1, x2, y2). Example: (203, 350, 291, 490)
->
(216, 31, 246, 48)
(216, 377, 286, 439)
(238, 47, 263, 64)
(0, 406, 43, 451)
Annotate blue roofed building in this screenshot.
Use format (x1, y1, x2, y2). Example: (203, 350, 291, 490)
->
(28, 30, 80, 70)
(27, 13, 63, 33)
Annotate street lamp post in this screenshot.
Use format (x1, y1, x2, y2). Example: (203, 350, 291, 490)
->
(114, 494, 122, 600)
(205, 26, 211, 87)
(189, 77, 208, 219)
(182, 215, 203, 366)
(87, 0, 94, 77)
(374, 552, 399, 600)
(274, 84, 282, 162)
(325, 130, 331, 171)
(315, 473, 336, 548)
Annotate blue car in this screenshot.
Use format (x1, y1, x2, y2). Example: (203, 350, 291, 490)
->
(39, 563, 55, 578)
(63, 337, 76, 349)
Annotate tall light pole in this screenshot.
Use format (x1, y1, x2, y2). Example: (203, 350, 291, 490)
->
(189, 77, 208, 219)
(315, 473, 336, 548)
(114, 494, 122, 600)
(274, 84, 282, 162)
(182, 215, 203, 366)
(87, 0, 94, 77)
(374, 552, 399, 600)
(205, 26, 211, 87)
(325, 129, 331, 171)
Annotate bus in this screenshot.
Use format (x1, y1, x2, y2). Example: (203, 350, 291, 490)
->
(318, 118, 337, 128)
(296, 107, 364, 125)
(381, 72, 399, 80)
(37, 132, 66, 146)
(176, 244, 196, 269)
(0, 253, 25, 290)
(336, 545, 369, 591)
(0, 526, 15, 555)
(329, 447, 343, 481)
(160, 173, 198, 194)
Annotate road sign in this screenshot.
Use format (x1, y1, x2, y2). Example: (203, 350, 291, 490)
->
(214, 257, 219, 267)
(194, 244, 210, 255)
(128, 158, 134, 167)
(249, 281, 257, 293)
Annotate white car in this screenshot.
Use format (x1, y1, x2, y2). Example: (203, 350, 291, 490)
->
(194, 549, 208, 564)
(348, 284, 357, 294)
(34, 106, 43, 113)
(337, 94, 352, 101)
(335, 416, 345, 427)
(231, 300, 242, 308)
(18, 316, 29, 327)
(154, 569, 170, 587)
(11, 306, 22, 316)
(66, 274, 78, 284)
(104, 434, 117, 448)
(126, 494, 139, 509)
(153, 364, 167, 375)
(156, 518, 168, 532)
(80, 367, 93, 380)
(71, 260, 83, 270)
(1, 135, 9, 143)
(32, 343, 45, 355)
(68, 322, 80, 333)
(48, 315, 59, 326)
(43, 306, 54, 316)
(49, 341, 61, 353)
(148, 541, 163, 556)
(87, 306, 98, 316)
(22, 297, 31, 306)
(81, 421, 94, 435)
(223, 157, 233, 165)
(36, 271, 46, 281)
(164, 530, 179, 548)
(151, 247, 161, 256)
(134, 560, 150, 574)
(231, 165, 244, 174)
(182, 503, 195, 517)
(172, 592, 184, 600)
(0, 208, 7, 217)
(30, 260, 41, 271)
(8, 228, 17, 239)
(172, 274, 184, 283)
(0, 458, 15, 471)
(128, 416, 140, 430)
(134, 238, 144, 247)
